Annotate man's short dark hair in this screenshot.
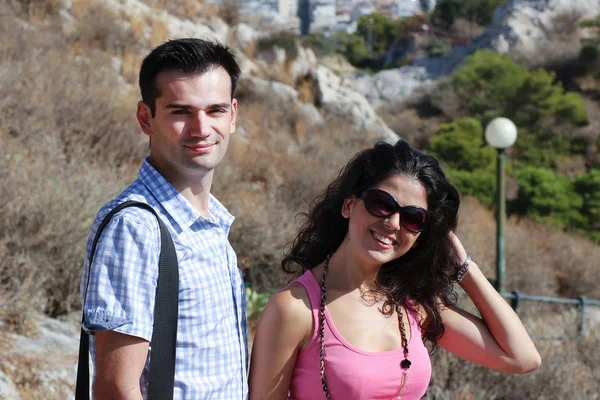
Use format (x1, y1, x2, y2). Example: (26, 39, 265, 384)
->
(139, 38, 241, 116)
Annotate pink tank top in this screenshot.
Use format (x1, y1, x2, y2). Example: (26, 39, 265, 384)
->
(289, 270, 432, 400)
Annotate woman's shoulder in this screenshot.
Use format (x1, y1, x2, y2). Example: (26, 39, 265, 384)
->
(265, 275, 314, 324)
(259, 275, 315, 348)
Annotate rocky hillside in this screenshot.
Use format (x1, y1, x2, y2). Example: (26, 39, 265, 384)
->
(354, 0, 600, 105)
(1, 0, 600, 398)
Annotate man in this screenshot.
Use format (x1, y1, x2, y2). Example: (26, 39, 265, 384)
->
(80, 38, 247, 399)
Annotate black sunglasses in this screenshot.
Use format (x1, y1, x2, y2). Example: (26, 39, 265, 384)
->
(358, 189, 429, 233)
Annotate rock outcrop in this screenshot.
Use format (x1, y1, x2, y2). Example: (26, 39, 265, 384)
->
(0, 314, 80, 399)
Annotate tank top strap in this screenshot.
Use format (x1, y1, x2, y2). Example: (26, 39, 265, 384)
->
(291, 270, 322, 313)
(405, 300, 423, 334)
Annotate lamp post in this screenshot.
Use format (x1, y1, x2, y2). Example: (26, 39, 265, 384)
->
(485, 117, 517, 294)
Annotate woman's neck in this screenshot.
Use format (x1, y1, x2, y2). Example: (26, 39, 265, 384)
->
(327, 242, 382, 293)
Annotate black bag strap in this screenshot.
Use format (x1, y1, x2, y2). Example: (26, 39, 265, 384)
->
(75, 201, 179, 400)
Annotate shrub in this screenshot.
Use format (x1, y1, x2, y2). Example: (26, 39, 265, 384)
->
(356, 13, 403, 60)
(515, 129, 573, 169)
(580, 14, 600, 27)
(331, 32, 369, 66)
(451, 50, 588, 128)
(301, 34, 336, 57)
(431, 0, 508, 28)
(426, 118, 495, 171)
(579, 43, 599, 65)
(427, 38, 451, 58)
(574, 169, 600, 236)
(255, 32, 299, 61)
(513, 167, 585, 228)
(447, 168, 496, 204)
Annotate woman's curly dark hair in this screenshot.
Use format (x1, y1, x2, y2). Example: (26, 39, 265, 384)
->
(282, 140, 461, 351)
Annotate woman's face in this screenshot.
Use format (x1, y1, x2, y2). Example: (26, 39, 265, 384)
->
(342, 174, 428, 268)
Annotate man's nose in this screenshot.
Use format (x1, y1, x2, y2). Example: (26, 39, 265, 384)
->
(189, 112, 209, 136)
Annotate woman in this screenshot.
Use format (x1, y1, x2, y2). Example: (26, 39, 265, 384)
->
(249, 140, 541, 399)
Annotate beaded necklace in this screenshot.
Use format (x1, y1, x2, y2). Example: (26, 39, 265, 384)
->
(318, 254, 412, 400)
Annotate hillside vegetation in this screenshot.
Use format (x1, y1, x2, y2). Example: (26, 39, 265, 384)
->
(1, 0, 599, 399)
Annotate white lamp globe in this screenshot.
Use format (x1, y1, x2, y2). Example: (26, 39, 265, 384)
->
(485, 117, 518, 149)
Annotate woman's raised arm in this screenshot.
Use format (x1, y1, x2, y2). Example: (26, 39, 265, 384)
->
(437, 233, 542, 373)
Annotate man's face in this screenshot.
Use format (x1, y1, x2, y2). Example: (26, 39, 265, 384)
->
(137, 67, 237, 182)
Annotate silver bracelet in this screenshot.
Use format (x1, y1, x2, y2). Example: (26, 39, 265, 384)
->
(456, 254, 471, 283)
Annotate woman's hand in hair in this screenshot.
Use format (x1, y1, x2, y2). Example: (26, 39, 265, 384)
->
(437, 233, 542, 374)
(448, 231, 468, 267)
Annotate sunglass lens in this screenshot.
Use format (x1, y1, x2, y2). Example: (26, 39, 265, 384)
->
(402, 207, 427, 232)
(364, 192, 396, 218)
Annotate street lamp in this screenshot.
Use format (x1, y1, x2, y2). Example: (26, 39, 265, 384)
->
(485, 117, 517, 294)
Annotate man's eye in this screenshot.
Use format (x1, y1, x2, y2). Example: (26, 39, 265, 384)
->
(173, 109, 189, 115)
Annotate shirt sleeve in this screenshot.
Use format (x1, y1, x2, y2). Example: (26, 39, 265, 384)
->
(81, 210, 160, 341)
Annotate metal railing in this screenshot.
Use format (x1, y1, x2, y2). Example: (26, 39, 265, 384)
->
(502, 291, 600, 339)
(456, 284, 600, 340)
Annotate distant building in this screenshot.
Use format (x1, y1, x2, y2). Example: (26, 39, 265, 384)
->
(391, 0, 421, 18)
(278, 0, 299, 19)
(312, 0, 337, 30)
(350, 1, 375, 22)
(335, 7, 352, 24)
(390, 0, 436, 19)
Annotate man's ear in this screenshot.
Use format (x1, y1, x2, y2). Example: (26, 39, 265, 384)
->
(229, 98, 238, 134)
(341, 196, 357, 219)
(137, 101, 153, 137)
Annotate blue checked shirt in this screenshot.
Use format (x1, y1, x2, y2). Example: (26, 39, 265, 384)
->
(81, 158, 248, 399)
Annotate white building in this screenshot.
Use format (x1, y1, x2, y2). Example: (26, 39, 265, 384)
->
(278, 0, 299, 20)
(389, 0, 437, 18)
(312, 0, 338, 29)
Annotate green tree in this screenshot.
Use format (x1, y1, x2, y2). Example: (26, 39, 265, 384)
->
(514, 167, 585, 228)
(356, 13, 402, 60)
(333, 32, 369, 65)
(431, 0, 461, 28)
(427, 38, 451, 58)
(450, 50, 588, 165)
(431, 0, 508, 28)
(511, 128, 572, 169)
(451, 50, 587, 127)
(427, 118, 495, 171)
(580, 14, 600, 27)
(464, 0, 508, 26)
(574, 169, 600, 233)
(447, 168, 496, 204)
(427, 118, 497, 204)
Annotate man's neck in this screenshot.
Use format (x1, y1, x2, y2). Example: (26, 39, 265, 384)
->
(148, 158, 214, 218)
(172, 171, 214, 218)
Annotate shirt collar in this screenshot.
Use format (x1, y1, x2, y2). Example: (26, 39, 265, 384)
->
(138, 158, 234, 232)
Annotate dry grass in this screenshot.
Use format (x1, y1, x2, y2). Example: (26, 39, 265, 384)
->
(428, 331, 600, 399)
(0, 4, 145, 318)
(217, 0, 239, 27)
(13, 0, 62, 21)
(457, 196, 600, 299)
